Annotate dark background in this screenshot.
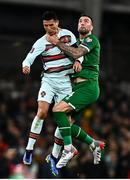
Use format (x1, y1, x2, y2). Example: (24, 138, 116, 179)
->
(0, 0, 130, 81)
(0, 0, 130, 178)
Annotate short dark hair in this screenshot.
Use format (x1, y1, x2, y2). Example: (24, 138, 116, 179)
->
(42, 11, 58, 21)
(80, 13, 93, 23)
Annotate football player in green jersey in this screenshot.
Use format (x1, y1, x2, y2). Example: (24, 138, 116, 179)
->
(46, 14, 105, 172)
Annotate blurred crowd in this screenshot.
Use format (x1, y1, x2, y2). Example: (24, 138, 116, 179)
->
(0, 72, 130, 179)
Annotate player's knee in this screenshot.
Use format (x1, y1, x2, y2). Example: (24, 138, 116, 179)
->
(37, 108, 47, 119)
(52, 104, 70, 113)
(52, 105, 64, 112)
(53, 101, 71, 113)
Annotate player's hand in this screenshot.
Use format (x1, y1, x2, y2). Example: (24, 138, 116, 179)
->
(47, 35, 59, 45)
(73, 60, 82, 72)
(22, 66, 30, 74)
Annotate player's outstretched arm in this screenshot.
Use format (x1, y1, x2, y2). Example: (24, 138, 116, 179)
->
(57, 43, 87, 59)
(47, 35, 87, 59)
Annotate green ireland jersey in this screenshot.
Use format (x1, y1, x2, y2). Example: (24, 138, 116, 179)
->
(72, 34, 100, 79)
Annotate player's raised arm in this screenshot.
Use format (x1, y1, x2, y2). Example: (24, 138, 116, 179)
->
(22, 37, 45, 75)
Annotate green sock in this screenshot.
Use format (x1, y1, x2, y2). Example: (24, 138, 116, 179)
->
(53, 112, 72, 145)
(71, 124, 93, 145)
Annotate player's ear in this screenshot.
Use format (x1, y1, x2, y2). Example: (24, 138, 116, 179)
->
(90, 25, 93, 31)
(56, 20, 59, 26)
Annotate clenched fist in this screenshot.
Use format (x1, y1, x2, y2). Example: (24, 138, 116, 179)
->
(22, 66, 31, 74)
(73, 60, 82, 72)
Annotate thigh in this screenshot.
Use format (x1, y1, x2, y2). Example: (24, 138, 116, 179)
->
(53, 100, 73, 113)
(37, 77, 55, 104)
(54, 80, 72, 104)
(63, 80, 100, 112)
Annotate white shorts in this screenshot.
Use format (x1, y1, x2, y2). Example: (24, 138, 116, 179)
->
(37, 76, 72, 104)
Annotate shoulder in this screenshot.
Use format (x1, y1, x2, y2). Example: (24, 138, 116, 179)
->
(85, 34, 100, 44)
(60, 28, 75, 36)
(89, 34, 99, 42)
(59, 29, 76, 44)
(35, 36, 46, 43)
(33, 36, 46, 47)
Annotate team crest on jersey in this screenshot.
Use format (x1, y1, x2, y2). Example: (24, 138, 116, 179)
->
(60, 35, 71, 43)
(41, 91, 46, 98)
(86, 37, 92, 42)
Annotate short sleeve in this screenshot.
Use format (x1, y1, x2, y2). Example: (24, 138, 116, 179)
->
(79, 35, 98, 52)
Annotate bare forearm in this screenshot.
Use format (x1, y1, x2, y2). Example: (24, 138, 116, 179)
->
(57, 42, 87, 59)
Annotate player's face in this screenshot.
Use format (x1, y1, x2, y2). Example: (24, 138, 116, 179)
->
(78, 16, 93, 35)
(43, 19, 59, 35)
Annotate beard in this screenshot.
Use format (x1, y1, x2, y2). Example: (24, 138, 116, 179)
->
(78, 27, 89, 35)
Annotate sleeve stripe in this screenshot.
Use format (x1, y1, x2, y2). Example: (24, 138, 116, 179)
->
(80, 44, 90, 52)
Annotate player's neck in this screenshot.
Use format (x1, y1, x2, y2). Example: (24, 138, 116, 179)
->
(79, 31, 91, 40)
